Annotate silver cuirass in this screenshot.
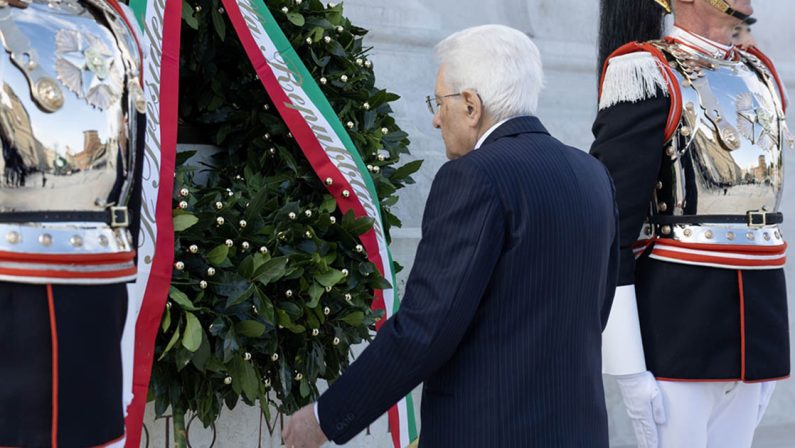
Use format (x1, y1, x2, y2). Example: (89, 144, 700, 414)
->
(649, 41, 793, 246)
(0, 0, 143, 280)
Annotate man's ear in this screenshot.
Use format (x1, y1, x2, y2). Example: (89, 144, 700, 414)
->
(461, 90, 482, 125)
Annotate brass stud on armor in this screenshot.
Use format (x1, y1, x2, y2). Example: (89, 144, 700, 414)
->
(680, 126, 691, 137)
(6, 231, 20, 244)
(705, 230, 714, 239)
(342, 190, 350, 198)
(39, 233, 53, 246)
(69, 235, 83, 247)
(746, 232, 755, 241)
(666, 146, 676, 157)
(658, 202, 668, 212)
(189, 244, 199, 253)
(726, 231, 735, 241)
(656, 181, 663, 190)
(775, 231, 781, 240)
(661, 225, 672, 235)
(764, 233, 771, 241)
(98, 235, 109, 247)
(683, 228, 693, 238)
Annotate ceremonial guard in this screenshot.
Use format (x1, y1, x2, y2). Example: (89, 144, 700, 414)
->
(0, 0, 145, 446)
(592, 0, 791, 447)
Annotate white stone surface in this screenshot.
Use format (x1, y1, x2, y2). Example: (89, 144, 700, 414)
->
(142, 1, 795, 446)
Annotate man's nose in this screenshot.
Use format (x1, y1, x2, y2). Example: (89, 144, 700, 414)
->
(432, 113, 441, 129)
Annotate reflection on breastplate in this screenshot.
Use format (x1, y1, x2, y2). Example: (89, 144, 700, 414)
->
(658, 47, 788, 218)
(0, 0, 142, 213)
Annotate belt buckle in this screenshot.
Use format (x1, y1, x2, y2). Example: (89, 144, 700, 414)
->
(747, 210, 766, 228)
(110, 206, 129, 228)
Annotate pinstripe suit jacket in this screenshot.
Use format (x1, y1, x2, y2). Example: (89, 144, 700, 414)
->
(318, 116, 619, 447)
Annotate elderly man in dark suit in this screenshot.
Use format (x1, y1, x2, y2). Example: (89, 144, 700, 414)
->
(285, 24, 619, 448)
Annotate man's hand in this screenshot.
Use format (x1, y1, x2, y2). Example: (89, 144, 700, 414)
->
(283, 403, 328, 448)
(614, 371, 666, 448)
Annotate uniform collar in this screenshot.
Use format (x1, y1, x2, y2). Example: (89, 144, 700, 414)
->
(668, 26, 738, 60)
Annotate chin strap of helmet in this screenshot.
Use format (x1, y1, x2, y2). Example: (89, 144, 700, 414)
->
(705, 0, 751, 21)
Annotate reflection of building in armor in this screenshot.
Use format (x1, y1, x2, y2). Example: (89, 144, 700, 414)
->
(0, 82, 47, 186)
(66, 130, 108, 171)
(753, 155, 768, 183)
(697, 133, 742, 185)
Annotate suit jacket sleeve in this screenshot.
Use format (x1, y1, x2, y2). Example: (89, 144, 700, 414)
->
(317, 158, 505, 443)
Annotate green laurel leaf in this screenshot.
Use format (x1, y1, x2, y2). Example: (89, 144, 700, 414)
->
(173, 213, 199, 232)
(182, 312, 203, 352)
(286, 12, 305, 26)
(206, 244, 230, 266)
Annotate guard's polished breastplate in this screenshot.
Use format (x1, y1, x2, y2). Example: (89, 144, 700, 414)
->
(0, 0, 143, 282)
(647, 40, 792, 249)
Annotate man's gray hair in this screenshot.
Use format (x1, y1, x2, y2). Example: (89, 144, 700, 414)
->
(435, 24, 544, 121)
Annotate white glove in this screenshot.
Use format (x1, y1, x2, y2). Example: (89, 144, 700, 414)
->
(756, 381, 776, 426)
(614, 371, 666, 448)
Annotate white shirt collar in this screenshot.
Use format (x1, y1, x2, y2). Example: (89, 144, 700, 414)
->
(669, 26, 736, 60)
(474, 116, 520, 150)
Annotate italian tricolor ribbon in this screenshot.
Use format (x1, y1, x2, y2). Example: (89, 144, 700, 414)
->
(122, 0, 182, 446)
(220, 1, 417, 446)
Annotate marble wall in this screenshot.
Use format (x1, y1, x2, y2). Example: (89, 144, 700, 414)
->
(141, 1, 795, 446)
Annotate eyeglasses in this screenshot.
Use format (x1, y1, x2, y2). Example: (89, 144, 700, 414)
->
(425, 93, 462, 115)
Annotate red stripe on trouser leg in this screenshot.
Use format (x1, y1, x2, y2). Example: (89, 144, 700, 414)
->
(46, 284, 59, 448)
(738, 271, 746, 381)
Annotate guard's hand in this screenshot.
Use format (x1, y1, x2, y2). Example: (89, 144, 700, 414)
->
(283, 403, 328, 448)
(614, 371, 666, 448)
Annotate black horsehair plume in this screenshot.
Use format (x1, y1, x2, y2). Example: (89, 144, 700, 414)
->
(598, 0, 667, 73)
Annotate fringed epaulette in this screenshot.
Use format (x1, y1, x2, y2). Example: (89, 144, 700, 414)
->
(598, 41, 683, 142)
(599, 51, 668, 110)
